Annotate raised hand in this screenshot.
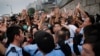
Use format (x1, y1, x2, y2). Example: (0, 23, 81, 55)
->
(76, 2, 81, 9)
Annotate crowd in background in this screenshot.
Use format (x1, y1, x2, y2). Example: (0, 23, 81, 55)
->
(0, 3, 100, 56)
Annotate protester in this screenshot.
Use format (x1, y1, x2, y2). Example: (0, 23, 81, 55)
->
(1, 2, 99, 56)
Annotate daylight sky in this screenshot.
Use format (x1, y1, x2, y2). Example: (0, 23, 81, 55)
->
(0, 0, 36, 16)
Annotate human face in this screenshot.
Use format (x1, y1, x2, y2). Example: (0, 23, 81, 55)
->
(83, 18, 92, 27)
(53, 24, 61, 33)
(81, 44, 95, 56)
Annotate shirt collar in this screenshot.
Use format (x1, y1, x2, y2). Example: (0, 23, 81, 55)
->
(10, 44, 22, 51)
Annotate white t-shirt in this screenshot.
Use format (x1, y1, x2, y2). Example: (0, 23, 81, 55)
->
(68, 25, 77, 38)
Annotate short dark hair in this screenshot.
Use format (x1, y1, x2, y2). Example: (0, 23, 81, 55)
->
(88, 15, 95, 24)
(67, 16, 73, 24)
(34, 30, 55, 53)
(55, 27, 70, 42)
(54, 22, 61, 26)
(61, 27, 70, 38)
(84, 35, 100, 56)
(6, 25, 22, 45)
(83, 24, 98, 38)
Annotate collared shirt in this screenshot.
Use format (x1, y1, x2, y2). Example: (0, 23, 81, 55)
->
(5, 44, 23, 56)
(24, 44, 65, 56)
(35, 49, 65, 56)
(68, 25, 78, 38)
(23, 44, 38, 56)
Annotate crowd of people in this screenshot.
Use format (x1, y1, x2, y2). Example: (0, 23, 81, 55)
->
(0, 3, 100, 56)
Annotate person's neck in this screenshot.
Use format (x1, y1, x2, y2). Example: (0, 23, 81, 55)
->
(11, 41, 20, 47)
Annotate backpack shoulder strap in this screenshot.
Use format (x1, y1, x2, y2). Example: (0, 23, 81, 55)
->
(6, 47, 18, 56)
(33, 49, 38, 55)
(58, 41, 72, 56)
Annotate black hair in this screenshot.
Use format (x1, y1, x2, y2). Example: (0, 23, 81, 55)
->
(53, 22, 61, 29)
(67, 16, 73, 24)
(84, 23, 100, 56)
(55, 27, 70, 42)
(88, 15, 95, 24)
(84, 35, 100, 56)
(83, 24, 98, 38)
(54, 22, 61, 26)
(61, 27, 70, 38)
(6, 25, 22, 46)
(96, 14, 100, 23)
(34, 30, 55, 54)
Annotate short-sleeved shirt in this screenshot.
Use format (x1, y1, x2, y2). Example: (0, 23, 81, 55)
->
(35, 49, 65, 56)
(23, 44, 38, 56)
(68, 25, 77, 38)
(24, 44, 65, 56)
(5, 44, 23, 56)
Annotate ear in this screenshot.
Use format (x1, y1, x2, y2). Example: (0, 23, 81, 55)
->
(14, 34, 19, 39)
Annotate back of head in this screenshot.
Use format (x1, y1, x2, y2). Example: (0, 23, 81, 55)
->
(83, 23, 100, 38)
(56, 27, 70, 42)
(83, 23, 100, 56)
(34, 30, 55, 54)
(88, 15, 95, 24)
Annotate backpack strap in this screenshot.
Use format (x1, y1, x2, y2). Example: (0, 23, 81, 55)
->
(58, 41, 72, 56)
(73, 34, 83, 55)
(6, 47, 19, 56)
(33, 49, 38, 55)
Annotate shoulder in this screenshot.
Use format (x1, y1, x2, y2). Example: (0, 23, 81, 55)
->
(23, 44, 38, 55)
(68, 25, 77, 29)
(5, 46, 17, 56)
(5, 44, 22, 56)
(23, 44, 38, 51)
(46, 49, 65, 56)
